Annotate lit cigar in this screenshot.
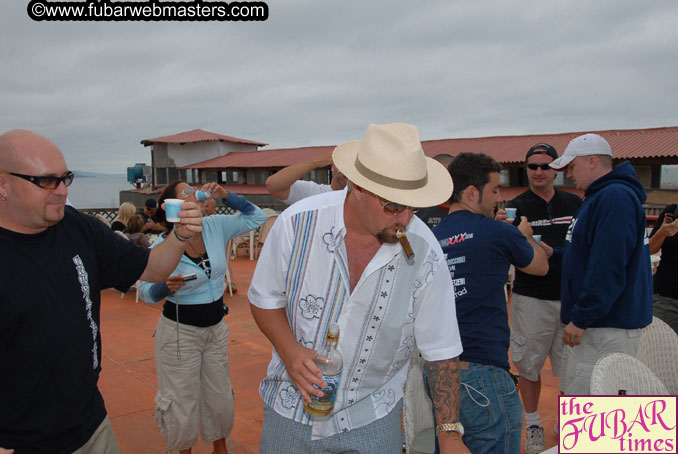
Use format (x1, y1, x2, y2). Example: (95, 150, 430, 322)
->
(396, 229, 415, 261)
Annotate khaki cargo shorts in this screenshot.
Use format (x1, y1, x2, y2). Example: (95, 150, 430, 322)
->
(510, 293, 564, 382)
(154, 315, 235, 451)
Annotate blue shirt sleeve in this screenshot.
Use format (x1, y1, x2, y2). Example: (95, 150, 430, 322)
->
(222, 191, 256, 215)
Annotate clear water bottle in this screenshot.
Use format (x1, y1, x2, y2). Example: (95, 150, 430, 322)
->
(195, 190, 211, 201)
(304, 324, 343, 417)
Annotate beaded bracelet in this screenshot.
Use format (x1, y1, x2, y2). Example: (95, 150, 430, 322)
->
(173, 227, 194, 242)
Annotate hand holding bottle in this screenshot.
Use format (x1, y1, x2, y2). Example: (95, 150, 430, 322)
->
(305, 324, 343, 417)
(280, 342, 327, 403)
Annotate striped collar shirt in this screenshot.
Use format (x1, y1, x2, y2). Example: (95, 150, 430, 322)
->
(248, 188, 462, 440)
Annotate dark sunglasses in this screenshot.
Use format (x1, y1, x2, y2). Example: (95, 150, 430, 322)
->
(373, 193, 416, 215)
(355, 185, 416, 215)
(526, 163, 552, 171)
(0, 170, 75, 190)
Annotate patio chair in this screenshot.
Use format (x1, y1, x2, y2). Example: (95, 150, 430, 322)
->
(230, 232, 252, 259)
(253, 214, 278, 259)
(114, 230, 141, 302)
(590, 352, 668, 395)
(224, 239, 235, 297)
(403, 350, 435, 454)
(636, 316, 678, 394)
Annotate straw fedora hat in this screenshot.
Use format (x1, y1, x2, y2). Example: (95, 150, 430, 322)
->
(332, 123, 453, 208)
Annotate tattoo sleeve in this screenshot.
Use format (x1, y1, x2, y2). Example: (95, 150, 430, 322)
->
(425, 357, 461, 425)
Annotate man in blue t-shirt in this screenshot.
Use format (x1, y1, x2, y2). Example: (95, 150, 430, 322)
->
(432, 152, 548, 454)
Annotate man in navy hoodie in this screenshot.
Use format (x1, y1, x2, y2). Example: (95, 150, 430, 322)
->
(548, 133, 653, 395)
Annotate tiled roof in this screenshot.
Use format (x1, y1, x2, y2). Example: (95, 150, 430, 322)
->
(422, 126, 678, 164)
(180, 145, 335, 169)
(140, 129, 267, 147)
(179, 126, 678, 169)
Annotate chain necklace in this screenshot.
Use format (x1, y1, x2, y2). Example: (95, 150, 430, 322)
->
(186, 239, 205, 257)
(185, 236, 211, 278)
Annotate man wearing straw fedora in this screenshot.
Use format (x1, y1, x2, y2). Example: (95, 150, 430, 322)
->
(249, 123, 469, 453)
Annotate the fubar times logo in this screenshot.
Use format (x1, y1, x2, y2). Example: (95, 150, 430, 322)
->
(558, 396, 677, 453)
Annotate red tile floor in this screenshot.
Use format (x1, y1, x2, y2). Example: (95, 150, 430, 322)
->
(101, 257, 560, 453)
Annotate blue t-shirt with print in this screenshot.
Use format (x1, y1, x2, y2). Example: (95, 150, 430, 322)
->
(433, 210, 534, 369)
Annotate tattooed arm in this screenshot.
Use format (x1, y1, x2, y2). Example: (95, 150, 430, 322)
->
(425, 357, 470, 453)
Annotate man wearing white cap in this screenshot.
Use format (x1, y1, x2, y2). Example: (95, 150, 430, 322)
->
(547, 133, 653, 395)
(249, 123, 469, 453)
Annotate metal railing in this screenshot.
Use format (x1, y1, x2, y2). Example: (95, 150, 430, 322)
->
(80, 206, 236, 223)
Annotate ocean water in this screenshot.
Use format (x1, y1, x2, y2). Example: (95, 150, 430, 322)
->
(67, 173, 131, 209)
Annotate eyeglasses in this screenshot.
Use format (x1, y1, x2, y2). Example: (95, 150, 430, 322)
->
(0, 170, 74, 189)
(374, 193, 416, 216)
(526, 163, 552, 171)
(546, 202, 554, 223)
(182, 187, 197, 198)
(355, 185, 416, 215)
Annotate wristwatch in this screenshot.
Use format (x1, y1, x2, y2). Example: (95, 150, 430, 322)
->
(436, 422, 464, 437)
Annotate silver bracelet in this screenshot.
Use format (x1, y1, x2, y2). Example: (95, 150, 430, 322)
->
(173, 227, 194, 242)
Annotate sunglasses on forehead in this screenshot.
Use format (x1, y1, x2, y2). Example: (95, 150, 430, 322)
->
(182, 187, 198, 197)
(526, 163, 552, 171)
(0, 170, 75, 190)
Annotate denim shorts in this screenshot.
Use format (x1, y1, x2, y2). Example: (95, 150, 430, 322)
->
(428, 362, 523, 454)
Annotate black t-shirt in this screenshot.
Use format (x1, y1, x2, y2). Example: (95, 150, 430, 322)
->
(650, 204, 678, 298)
(110, 220, 126, 232)
(0, 207, 150, 454)
(507, 189, 582, 300)
(415, 205, 449, 230)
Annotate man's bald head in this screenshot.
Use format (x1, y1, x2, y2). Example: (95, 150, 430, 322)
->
(0, 129, 70, 233)
(0, 130, 65, 173)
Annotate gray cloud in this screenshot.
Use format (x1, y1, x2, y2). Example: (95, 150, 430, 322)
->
(1, 0, 677, 172)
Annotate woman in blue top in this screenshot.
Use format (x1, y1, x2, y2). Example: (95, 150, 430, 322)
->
(138, 180, 267, 454)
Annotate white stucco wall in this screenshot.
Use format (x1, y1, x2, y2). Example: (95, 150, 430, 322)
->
(166, 141, 257, 167)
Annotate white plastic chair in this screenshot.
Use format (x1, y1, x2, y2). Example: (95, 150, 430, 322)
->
(590, 352, 668, 395)
(114, 230, 141, 302)
(403, 350, 436, 454)
(254, 214, 278, 258)
(230, 233, 251, 259)
(224, 239, 235, 297)
(636, 316, 678, 394)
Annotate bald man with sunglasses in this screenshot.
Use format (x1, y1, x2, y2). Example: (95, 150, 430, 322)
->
(0, 130, 203, 454)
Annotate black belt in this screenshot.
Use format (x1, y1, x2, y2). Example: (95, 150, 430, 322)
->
(162, 297, 226, 327)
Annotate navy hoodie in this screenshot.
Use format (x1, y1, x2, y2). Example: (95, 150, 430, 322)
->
(560, 162, 653, 329)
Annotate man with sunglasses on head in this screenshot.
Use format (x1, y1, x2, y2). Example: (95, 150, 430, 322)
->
(496, 143, 581, 453)
(0, 129, 203, 454)
(433, 152, 549, 454)
(248, 123, 469, 454)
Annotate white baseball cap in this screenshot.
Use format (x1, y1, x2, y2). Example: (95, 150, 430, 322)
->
(549, 133, 613, 170)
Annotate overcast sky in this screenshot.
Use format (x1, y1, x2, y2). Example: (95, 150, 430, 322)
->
(2, 0, 677, 173)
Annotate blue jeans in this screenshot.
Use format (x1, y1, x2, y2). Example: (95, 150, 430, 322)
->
(426, 362, 523, 454)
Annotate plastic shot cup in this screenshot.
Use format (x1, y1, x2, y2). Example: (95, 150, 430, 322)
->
(195, 190, 211, 201)
(532, 234, 542, 243)
(164, 199, 185, 223)
(505, 207, 517, 221)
